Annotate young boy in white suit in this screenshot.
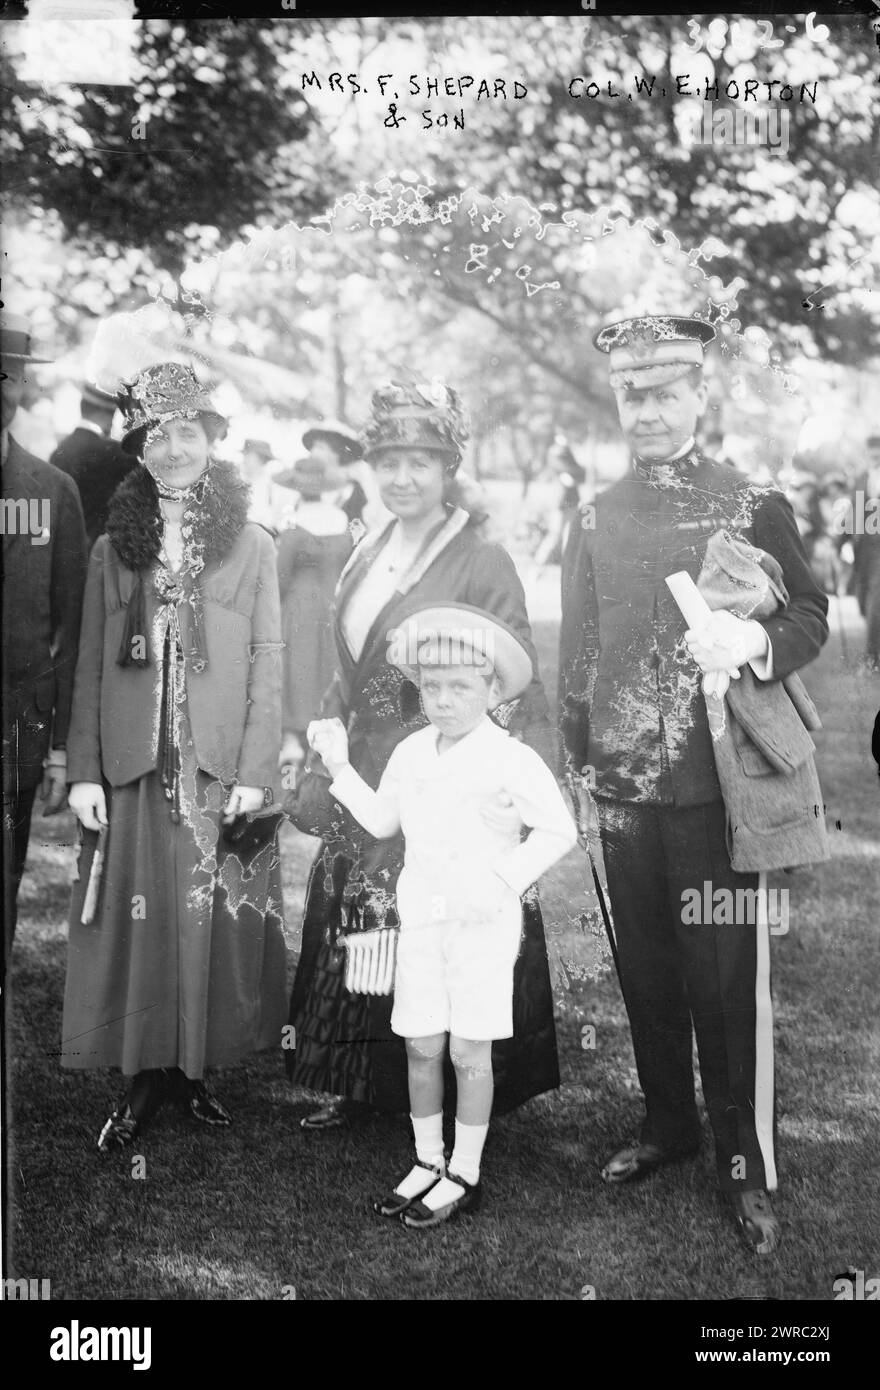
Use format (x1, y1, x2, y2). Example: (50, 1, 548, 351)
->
(308, 603, 577, 1228)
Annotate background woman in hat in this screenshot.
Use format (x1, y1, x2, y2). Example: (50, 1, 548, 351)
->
(276, 454, 353, 768)
(61, 361, 288, 1151)
(302, 418, 375, 528)
(285, 375, 560, 1129)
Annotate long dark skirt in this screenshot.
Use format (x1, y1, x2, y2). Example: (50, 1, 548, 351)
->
(62, 751, 288, 1080)
(286, 842, 560, 1114)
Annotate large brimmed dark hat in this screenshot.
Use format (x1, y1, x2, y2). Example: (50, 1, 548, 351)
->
(595, 315, 716, 390)
(120, 361, 228, 456)
(274, 455, 333, 493)
(302, 418, 362, 461)
(0, 312, 53, 363)
(362, 376, 469, 472)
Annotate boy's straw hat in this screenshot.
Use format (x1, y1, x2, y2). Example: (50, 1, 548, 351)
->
(387, 602, 533, 708)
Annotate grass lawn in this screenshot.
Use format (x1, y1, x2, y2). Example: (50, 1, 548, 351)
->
(6, 595, 879, 1301)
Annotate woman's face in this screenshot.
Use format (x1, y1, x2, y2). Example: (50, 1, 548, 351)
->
(143, 416, 211, 489)
(373, 447, 447, 520)
(308, 437, 347, 487)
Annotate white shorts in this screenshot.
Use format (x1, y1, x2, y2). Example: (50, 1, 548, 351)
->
(390, 913, 523, 1041)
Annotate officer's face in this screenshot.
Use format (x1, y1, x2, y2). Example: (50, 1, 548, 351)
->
(1, 359, 26, 429)
(143, 415, 210, 489)
(614, 375, 708, 460)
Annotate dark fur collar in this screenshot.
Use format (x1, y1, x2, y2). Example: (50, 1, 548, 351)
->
(106, 459, 251, 572)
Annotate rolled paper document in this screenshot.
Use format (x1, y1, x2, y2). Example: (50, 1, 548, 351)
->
(80, 826, 108, 925)
(665, 569, 714, 628)
(665, 570, 732, 699)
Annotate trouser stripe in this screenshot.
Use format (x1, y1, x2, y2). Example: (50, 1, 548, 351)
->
(754, 872, 777, 1191)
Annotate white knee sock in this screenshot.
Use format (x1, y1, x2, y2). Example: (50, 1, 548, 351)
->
(448, 1119, 489, 1186)
(411, 1112, 444, 1168)
(393, 1113, 445, 1200)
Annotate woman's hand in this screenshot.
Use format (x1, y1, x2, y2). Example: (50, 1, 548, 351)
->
(223, 785, 266, 823)
(480, 790, 524, 835)
(307, 718, 350, 778)
(68, 782, 108, 832)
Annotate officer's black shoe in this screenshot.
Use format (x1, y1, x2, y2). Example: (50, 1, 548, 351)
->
(601, 1138, 700, 1185)
(729, 1189, 780, 1255)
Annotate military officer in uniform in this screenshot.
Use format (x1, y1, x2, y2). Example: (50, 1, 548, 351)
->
(559, 316, 828, 1254)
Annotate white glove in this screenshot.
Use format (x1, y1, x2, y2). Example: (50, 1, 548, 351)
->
(222, 785, 266, 823)
(685, 611, 769, 677)
(68, 782, 108, 832)
(307, 717, 350, 778)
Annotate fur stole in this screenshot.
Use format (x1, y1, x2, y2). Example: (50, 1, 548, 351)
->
(106, 459, 251, 572)
(106, 461, 251, 670)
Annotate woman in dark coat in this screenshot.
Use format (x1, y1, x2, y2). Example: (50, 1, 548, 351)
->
(62, 362, 288, 1151)
(286, 377, 560, 1127)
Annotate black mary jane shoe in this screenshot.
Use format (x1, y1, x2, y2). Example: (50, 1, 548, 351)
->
(188, 1081, 233, 1127)
(372, 1159, 445, 1219)
(600, 1138, 700, 1186)
(97, 1104, 140, 1154)
(399, 1173, 482, 1229)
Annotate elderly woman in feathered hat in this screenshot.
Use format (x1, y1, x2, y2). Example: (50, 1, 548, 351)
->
(285, 373, 561, 1130)
(61, 361, 288, 1152)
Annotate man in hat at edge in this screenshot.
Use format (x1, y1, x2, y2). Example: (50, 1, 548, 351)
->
(2, 314, 87, 968)
(559, 315, 829, 1253)
(50, 382, 136, 550)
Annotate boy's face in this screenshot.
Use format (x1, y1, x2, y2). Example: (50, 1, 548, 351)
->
(419, 659, 498, 741)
